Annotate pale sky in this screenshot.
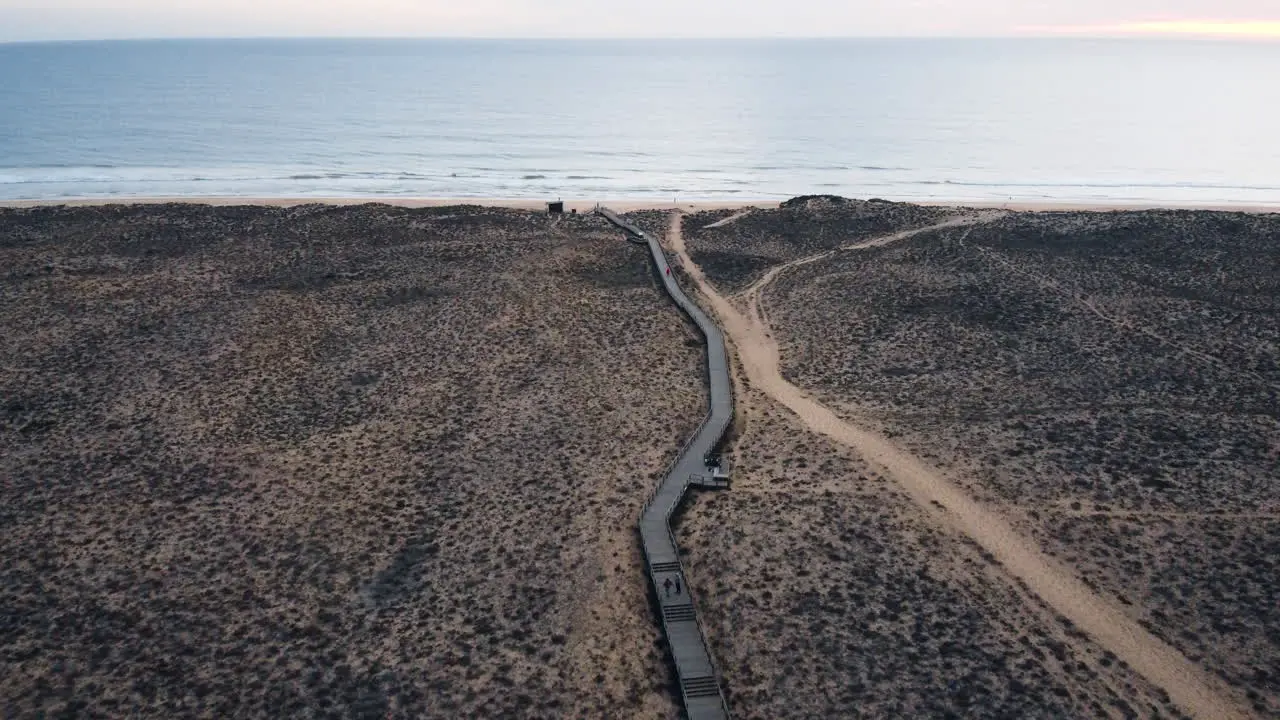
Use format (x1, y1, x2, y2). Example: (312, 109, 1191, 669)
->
(1, 0, 1278, 43)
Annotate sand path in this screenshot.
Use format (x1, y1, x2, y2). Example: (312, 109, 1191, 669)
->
(666, 211, 1251, 720)
(701, 208, 754, 230)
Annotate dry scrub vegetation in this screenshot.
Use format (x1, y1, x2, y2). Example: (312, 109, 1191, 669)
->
(685, 201, 1278, 717)
(0, 203, 705, 718)
(682, 196, 962, 293)
(680, 386, 1187, 719)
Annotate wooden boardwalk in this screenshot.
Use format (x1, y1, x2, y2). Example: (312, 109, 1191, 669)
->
(598, 208, 733, 720)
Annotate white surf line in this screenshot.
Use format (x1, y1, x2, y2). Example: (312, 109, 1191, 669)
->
(666, 211, 1252, 720)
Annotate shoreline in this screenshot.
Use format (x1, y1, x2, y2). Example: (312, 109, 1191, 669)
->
(2, 196, 1279, 214)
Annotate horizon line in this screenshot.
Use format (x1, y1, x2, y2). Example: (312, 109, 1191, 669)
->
(4, 33, 1279, 46)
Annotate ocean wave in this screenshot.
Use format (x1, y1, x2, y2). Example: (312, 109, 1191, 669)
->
(21, 163, 121, 170)
(751, 165, 908, 173)
(582, 150, 652, 159)
(0, 168, 458, 185)
(3, 163, 1277, 204)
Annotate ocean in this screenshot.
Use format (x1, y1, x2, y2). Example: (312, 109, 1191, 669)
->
(1, 38, 1278, 205)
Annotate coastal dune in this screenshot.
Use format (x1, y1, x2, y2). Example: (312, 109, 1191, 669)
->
(0, 203, 705, 717)
(667, 209, 1250, 719)
(675, 196, 1279, 718)
(1, 197, 1275, 718)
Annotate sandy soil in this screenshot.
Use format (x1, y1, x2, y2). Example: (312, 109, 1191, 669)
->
(758, 210, 1280, 717)
(683, 382, 1191, 718)
(671, 198, 970, 295)
(0, 203, 705, 718)
(4, 196, 1274, 718)
(666, 209, 1257, 719)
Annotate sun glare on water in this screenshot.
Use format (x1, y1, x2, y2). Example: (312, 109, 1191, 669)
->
(1034, 20, 1280, 39)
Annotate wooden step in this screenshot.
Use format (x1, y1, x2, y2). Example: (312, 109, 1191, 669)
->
(651, 561, 681, 574)
(663, 604, 697, 623)
(682, 676, 721, 698)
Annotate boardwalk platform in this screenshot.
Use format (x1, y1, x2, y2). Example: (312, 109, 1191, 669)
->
(599, 207, 733, 720)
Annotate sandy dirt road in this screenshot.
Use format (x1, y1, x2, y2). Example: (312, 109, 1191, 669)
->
(666, 211, 1252, 720)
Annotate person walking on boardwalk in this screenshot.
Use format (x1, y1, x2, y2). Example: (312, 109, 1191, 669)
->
(675, 575, 682, 596)
(663, 577, 673, 597)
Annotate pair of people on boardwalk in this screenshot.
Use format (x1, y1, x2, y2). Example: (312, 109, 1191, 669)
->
(663, 575, 682, 597)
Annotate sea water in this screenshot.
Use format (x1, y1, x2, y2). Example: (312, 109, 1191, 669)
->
(1, 38, 1278, 204)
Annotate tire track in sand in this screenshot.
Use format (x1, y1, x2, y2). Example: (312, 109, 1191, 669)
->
(667, 211, 1251, 720)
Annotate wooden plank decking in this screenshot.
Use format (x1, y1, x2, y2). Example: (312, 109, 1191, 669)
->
(598, 207, 733, 720)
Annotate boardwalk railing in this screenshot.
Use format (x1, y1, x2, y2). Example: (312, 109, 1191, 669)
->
(641, 412, 709, 514)
(599, 206, 733, 720)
